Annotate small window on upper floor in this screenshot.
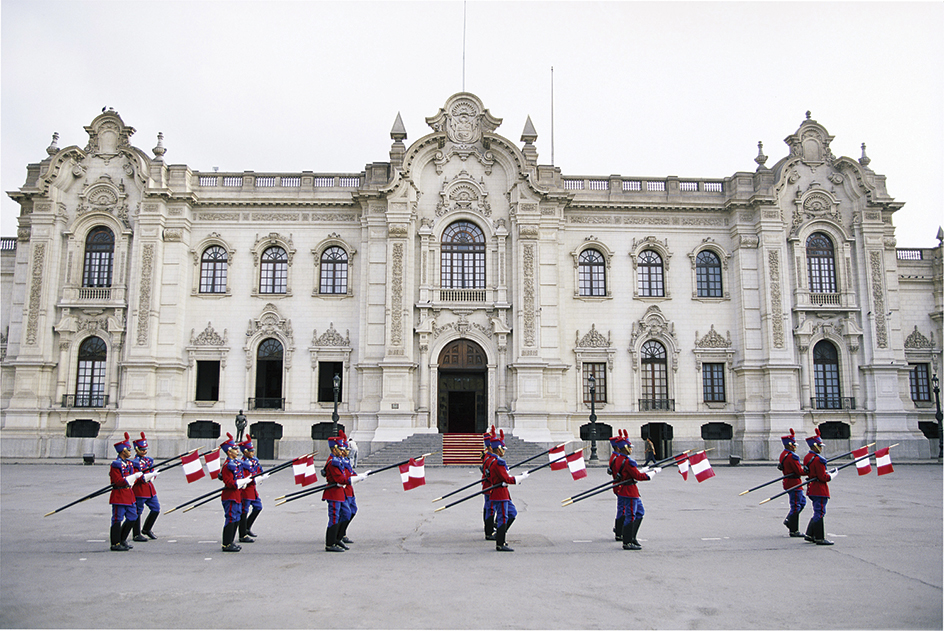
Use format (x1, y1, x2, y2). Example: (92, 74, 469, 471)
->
(82, 226, 115, 288)
(200, 246, 228, 294)
(319, 246, 349, 295)
(637, 250, 664, 297)
(260, 246, 288, 294)
(807, 233, 837, 294)
(578, 249, 606, 297)
(695, 250, 722, 298)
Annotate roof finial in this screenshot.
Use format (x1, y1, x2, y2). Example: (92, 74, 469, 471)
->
(805, 110, 812, 120)
(46, 132, 59, 156)
(152, 132, 166, 161)
(754, 141, 768, 170)
(858, 142, 871, 168)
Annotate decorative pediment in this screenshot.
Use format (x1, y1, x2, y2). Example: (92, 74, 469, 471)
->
(695, 325, 731, 349)
(75, 175, 130, 227)
(248, 304, 293, 342)
(426, 92, 502, 145)
(904, 326, 934, 349)
(436, 170, 491, 218)
(84, 109, 135, 157)
(630, 306, 676, 345)
(191, 322, 227, 346)
(576, 324, 611, 348)
(312, 323, 351, 347)
(784, 113, 835, 166)
(792, 185, 842, 234)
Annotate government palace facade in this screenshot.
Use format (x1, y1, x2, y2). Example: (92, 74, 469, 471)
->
(2, 93, 941, 461)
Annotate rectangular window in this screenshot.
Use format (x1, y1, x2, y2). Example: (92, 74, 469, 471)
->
(195, 360, 221, 401)
(909, 363, 931, 402)
(582, 363, 606, 404)
(702, 363, 726, 402)
(318, 362, 344, 403)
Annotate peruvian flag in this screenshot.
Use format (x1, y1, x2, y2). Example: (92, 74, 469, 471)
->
(675, 454, 690, 481)
(548, 445, 568, 471)
(689, 451, 715, 482)
(566, 450, 588, 480)
(293, 455, 318, 486)
(203, 449, 222, 479)
(852, 446, 872, 475)
(875, 447, 894, 476)
(181, 450, 205, 483)
(303, 455, 318, 486)
(399, 457, 426, 491)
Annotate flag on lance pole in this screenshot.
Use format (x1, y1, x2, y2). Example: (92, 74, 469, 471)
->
(875, 447, 894, 476)
(203, 448, 222, 479)
(399, 457, 426, 491)
(548, 444, 568, 471)
(675, 454, 690, 481)
(293, 455, 318, 486)
(566, 450, 587, 480)
(304, 455, 319, 485)
(852, 446, 872, 475)
(689, 450, 715, 482)
(181, 450, 205, 483)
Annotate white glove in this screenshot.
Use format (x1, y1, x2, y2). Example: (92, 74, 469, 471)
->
(124, 472, 142, 486)
(254, 473, 270, 486)
(236, 477, 251, 489)
(514, 472, 530, 483)
(828, 468, 839, 480)
(143, 472, 158, 483)
(351, 473, 368, 484)
(646, 467, 662, 477)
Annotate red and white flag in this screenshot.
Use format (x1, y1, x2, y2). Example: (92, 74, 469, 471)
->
(689, 451, 715, 483)
(293, 455, 318, 486)
(675, 454, 690, 481)
(875, 447, 894, 476)
(852, 446, 872, 475)
(566, 450, 588, 480)
(203, 449, 222, 479)
(548, 445, 568, 471)
(399, 457, 426, 491)
(303, 455, 318, 486)
(181, 450, 205, 483)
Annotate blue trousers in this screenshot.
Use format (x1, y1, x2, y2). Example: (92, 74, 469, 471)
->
(222, 499, 242, 525)
(111, 504, 138, 524)
(809, 496, 828, 522)
(492, 500, 517, 528)
(786, 489, 806, 518)
(617, 496, 645, 521)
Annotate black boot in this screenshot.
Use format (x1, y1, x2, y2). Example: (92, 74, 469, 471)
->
(495, 523, 513, 551)
(787, 513, 803, 537)
(246, 510, 260, 538)
(132, 517, 148, 542)
(622, 520, 640, 550)
(814, 520, 834, 546)
(325, 524, 345, 552)
(339, 517, 353, 544)
(119, 520, 134, 549)
(110, 524, 128, 551)
(631, 517, 643, 548)
(484, 513, 495, 540)
(142, 511, 159, 539)
(804, 520, 816, 543)
(614, 517, 625, 541)
(239, 515, 254, 543)
(222, 523, 241, 552)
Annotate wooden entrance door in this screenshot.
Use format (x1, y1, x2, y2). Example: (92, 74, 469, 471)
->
(438, 339, 488, 434)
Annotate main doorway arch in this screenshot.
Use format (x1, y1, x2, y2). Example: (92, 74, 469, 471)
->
(437, 339, 488, 433)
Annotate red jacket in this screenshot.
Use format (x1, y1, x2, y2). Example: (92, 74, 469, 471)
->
(807, 454, 832, 498)
(486, 457, 517, 502)
(322, 456, 351, 502)
(109, 458, 137, 506)
(612, 454, 650, 498)
(779, 450, 805, 491)
(132, 455, 157, 498)
(220, 457, 244, 502)
(481, 453, 496, 497)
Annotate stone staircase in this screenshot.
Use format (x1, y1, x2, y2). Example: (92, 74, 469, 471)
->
(358, 432, 550, 467)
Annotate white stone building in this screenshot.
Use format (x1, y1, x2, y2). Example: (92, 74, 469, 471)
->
(2, 93, 941, 461)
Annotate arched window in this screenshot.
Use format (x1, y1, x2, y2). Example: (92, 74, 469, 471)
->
(640, 340, 669, 410)
(82, 226, 115, 288)
(578, 249, 606, 296)
(319, 246, 349, 294)
(637, 250, 664, 297)
(260, 246, 288, 294)
(441, 221, 485, 289)
(200, 245, 228, 294)
(254, 338, 284, 409)
(75, 336, 107, 407)
(695, 250, 722, 298)
(813, 340, 841, 409)
(807, 233, 837, 294)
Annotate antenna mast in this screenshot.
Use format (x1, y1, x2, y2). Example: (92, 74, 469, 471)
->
(550, 66, 555, 165)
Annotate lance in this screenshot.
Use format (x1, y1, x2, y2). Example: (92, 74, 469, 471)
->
(739, 443, 876, 496)
(758, 444, 898, 505)
(274, 452, 434, 505)
(170, 452, 313, 514)
(432, 441, 573, 503)
(434, 453, 570, 513)
(44, 484, 117, 517)
(560, 449, 696, 504)
(561, 477, 638, 507)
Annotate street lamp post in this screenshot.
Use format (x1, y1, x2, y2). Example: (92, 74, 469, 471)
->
(332, 373, 341, 436)
(588, 373, 598, 462)
(933, 374, 942, 460)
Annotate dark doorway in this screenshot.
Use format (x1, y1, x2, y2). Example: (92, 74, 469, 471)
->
(437, 339, 488, 434)
(254, 338, 283, 409)
(250, 421, 283, 460)
(641, 422, 674, 460)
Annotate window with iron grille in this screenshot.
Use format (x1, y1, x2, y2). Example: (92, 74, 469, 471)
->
(807, 233, 837, 293)
(260, 246, 288, 294)
(909, 363, 931, 402)
(578, 249, 606, 296)
(441, 221, 485, 289)
(641, 340, 668, 400)
(319, 246, 348, 294)
(76, 336, 107, 407)
(582, 362, 606, 404)
(695, 250, 722, 297)
(637, 250, 664, 297)
(702, 362, 726, 402)
(200, 246, 228, 293)
(82, 226, 115, 288)
(813, 341, 841, 408)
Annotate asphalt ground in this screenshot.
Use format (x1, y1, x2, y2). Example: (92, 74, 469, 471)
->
(1, 458, 941, 630)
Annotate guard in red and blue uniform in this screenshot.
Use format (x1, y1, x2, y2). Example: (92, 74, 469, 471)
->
(803, 428, 837, 545)
(482, 426, 497, 540)
(239, 438, 266, 543)
(131, 432, 161, 542)
(611, 429, 660, 550)
(608, 431, 625, 541)
(336, 430, 367, 548)
(219, 433, 247, 552)
(778, 428, 806, 537)
(486, 429, 529, 552)
(109, 433, 140, 551)
(323, 433, 357, 552)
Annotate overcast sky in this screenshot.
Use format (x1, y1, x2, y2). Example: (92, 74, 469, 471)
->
(2, 1, 941, 247)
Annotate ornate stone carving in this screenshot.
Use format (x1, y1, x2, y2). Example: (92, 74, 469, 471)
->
(391, 242, 404, 347)
(436, 170, 491, 218)
(312, 323, 351, 347)
(576, 325, 610, 348)
(695, 325, 732, 348)
(136, 244, 154, 345)
(904, 326, 933, 349)
(869, 251, 887, 348)
(768, 250, 784, 348)
(191, 322, 227, 346)
(522, 243, 535, 347)
(26, 242, 45, 345)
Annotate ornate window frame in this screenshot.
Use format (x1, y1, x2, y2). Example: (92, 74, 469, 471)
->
(692, 325, 735, 409)
(191, 233, 235, 297)
(308, 322, 353, 408)
(689, 239, 730, 302)
(251, 233, 295, 298)
(571, 238, 614, 300)
(630, 236, 672, 301)
(312, 234, 356, 298)
(186, 322, 229, 407)
(574, 325, 615, 407)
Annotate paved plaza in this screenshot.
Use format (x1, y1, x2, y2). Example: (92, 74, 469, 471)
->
(1, 458, 941, 629)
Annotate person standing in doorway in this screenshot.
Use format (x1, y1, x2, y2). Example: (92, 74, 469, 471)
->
(643, 437, 657, 467)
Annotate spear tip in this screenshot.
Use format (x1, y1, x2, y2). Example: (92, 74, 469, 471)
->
(561, 500, 573, 507)
(759, 498, 772, 505)
(431, 497, 443, 502)
(434, 506, 446, 513)
(43, 511, 55, 517)
(738, 490, 749, 496)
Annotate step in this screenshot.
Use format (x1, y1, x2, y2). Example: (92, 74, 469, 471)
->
(442, 433, 485, 465)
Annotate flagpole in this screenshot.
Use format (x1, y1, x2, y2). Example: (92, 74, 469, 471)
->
(738, 443, 875, 496)
(561, 477, 638, 507)
(758, 444, 898, 505)
(560, 449, 695, 504)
